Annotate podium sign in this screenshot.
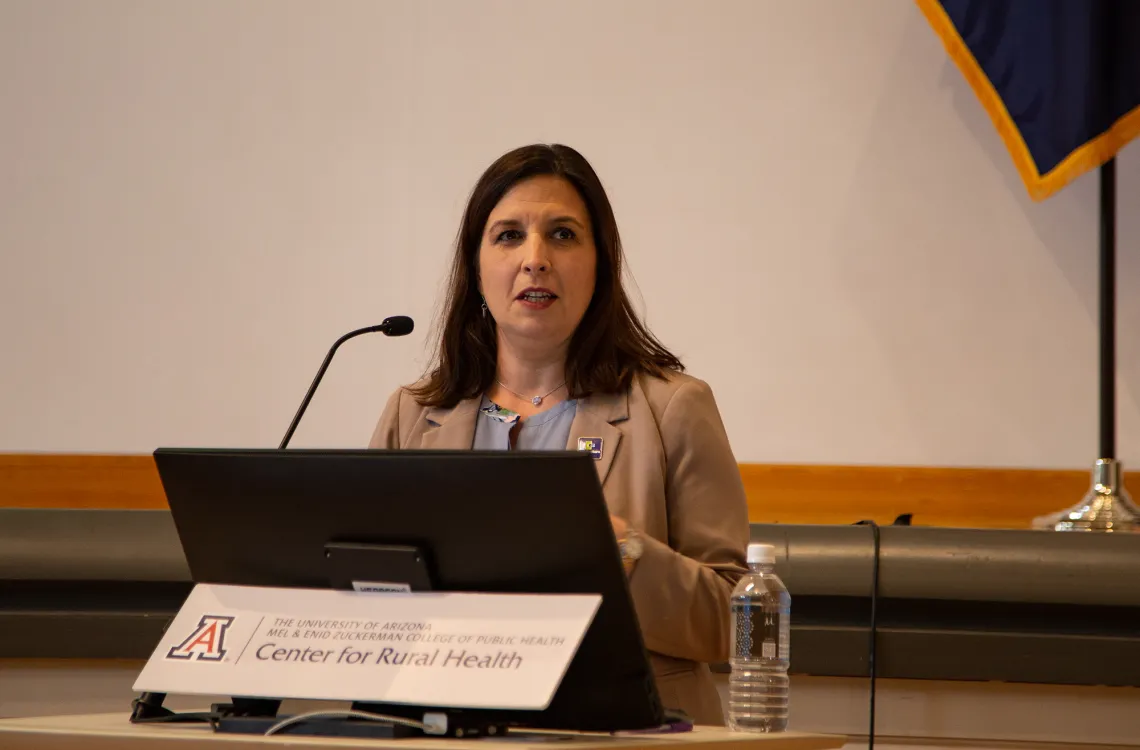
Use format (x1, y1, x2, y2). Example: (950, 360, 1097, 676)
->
(134, 584, 600, 710)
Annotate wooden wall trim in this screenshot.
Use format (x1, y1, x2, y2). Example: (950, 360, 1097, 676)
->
(1, 455, 166, 510)
(1, 453, 1132, 529)
(736, 463, 1125, 528)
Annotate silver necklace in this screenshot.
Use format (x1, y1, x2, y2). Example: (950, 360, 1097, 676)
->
(496, 379, 565, 407)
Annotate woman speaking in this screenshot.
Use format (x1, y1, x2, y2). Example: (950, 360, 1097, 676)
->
(370, 144, 749, 725)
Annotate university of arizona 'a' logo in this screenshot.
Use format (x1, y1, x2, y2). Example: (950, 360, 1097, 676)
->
(166, 615, 235, 661)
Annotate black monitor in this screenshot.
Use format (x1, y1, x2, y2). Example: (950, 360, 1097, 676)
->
(150, 447, 667, 734)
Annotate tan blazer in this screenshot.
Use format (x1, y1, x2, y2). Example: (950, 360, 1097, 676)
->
(369, 369, 750, 726)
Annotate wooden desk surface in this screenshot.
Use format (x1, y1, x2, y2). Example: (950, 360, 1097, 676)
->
(0, 713, 845, 750)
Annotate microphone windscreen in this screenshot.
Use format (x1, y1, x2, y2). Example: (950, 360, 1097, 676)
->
(381, 316, 414, 337)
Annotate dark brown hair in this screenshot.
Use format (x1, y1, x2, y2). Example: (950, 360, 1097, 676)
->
(410, 143, 682, 408)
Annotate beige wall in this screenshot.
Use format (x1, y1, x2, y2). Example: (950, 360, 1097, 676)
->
(2, 0, 1138, 467)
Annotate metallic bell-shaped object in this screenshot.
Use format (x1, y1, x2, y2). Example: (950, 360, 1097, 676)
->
(1033, 458, 1140, 532)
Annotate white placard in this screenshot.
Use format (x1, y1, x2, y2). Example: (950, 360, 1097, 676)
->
(134, 583, 600, 710)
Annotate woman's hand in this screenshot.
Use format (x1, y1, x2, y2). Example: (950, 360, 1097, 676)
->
(610, 514, 629, 539)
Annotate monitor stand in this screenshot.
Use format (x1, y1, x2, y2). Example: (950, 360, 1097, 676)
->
(133, 542, 511, 739)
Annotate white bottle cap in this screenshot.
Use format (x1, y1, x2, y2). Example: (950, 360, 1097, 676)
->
(747, 542, 776, 565)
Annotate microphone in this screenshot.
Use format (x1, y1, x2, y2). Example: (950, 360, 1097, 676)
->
(278, 316, 414, 449)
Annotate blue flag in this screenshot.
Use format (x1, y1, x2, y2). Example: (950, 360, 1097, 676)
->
(915, 0, 1140, 200)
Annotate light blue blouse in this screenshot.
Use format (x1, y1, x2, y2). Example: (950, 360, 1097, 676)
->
(471, 396, 578, 450)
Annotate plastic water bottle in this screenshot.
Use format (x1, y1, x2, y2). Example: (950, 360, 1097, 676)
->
(727, 542, 790, 732)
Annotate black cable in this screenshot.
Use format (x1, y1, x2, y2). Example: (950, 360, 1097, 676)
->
(854, 520, 880, 750)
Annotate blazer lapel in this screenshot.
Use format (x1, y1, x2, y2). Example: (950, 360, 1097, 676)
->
(566, 389, 629, 486)
(420, 397, 481, 450)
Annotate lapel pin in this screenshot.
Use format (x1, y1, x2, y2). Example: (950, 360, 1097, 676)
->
(577, 437, 603, 460)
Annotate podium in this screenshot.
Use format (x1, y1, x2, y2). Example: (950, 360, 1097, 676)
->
(0, 712, 847, 750)
(139, 448, 685, 735)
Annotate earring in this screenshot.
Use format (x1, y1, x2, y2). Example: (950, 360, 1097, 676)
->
(481, 301, 488, 318)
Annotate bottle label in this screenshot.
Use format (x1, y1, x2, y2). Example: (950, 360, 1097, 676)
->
(732, 602, 788, 661)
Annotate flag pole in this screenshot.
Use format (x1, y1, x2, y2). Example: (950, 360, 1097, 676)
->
(1039, 158, 1139, 531)
(1099, 159, 1117, 461)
